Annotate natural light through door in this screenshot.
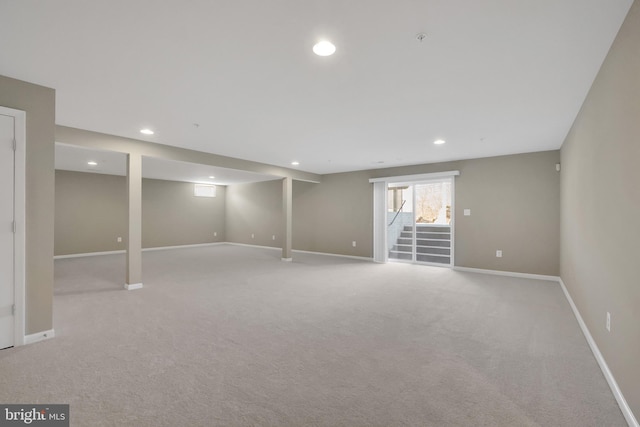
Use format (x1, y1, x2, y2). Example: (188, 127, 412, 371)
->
(387, 178, 453, 265)
(370, 171, 458, 265)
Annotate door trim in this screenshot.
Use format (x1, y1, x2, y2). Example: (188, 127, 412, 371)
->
(372, 181, 387, 263)
(369, 170, 460, 184)
(0, 106, 26, 347)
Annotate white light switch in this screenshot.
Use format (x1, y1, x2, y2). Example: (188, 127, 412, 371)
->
(496, 250, 502, 258)
(352, 241, 357, 247)
(117, 237, 122, 243)
(464, 209, 471, 216)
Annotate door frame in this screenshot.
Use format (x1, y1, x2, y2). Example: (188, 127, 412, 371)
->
(0, 106, 26, 347)
(370, 170, 459, 265)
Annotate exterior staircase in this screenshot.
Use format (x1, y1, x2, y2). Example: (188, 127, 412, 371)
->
(388, 224, 451, 265)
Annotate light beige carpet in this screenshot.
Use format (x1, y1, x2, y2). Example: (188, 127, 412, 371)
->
(0, 245, 626, 426)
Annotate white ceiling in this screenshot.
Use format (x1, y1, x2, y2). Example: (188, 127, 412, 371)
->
(55, 144, 279, 185)
(1, 0, 633, 174)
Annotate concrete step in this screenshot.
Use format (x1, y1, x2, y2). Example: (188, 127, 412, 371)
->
(416, 254, 451, 264)
(397, 238, 450, 247)
(417, 227, 450, 234)
(403, 225, 450, 233)
(400, 231, 451, 239)
(391, 244, 450, 255)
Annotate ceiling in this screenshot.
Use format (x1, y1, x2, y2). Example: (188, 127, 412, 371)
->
(55, 144, 279, 185)
(1, 1, 633, 175)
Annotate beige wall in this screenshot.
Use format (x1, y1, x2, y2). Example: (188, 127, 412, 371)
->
(0, 75, 56, 335)
(55, 171, 127, 255)
(225, 180, 283, 248)
(361, 151, 560, 274)
(142, 178, 225, 248)
(293, 171, 374, 258)
(560, 0, 640, 419)
(54, 171, 225, 255)
(452, 151, 560, 275)
(230, 151, 560, 275)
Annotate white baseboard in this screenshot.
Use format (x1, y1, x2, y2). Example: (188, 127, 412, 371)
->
(224, 242, 374, 262)
(24, 329, 55, 345)
(453, 266, 559, 282)
(54, 243, 225, 259)
(142, 242, 224, 252)
(225, 242, 280, 251)
(292, 249, 373, 262)
(53, 242, 372, 264)
(124, 283, 143, 290)
(558, 278, 638, 427)
(54, 250, 125, 259)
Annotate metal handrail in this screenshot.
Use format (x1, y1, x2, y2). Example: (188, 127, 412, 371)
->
(388, 200, 407, 226)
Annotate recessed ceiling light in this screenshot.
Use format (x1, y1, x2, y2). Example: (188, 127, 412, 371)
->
(291, 161, 300, 166)
(208, 176, 215, 179)
(434, 139, 446, 145)
(140, 129, 154, 135)
(313, 41, 336, 56)
(87, 161, 98, 166)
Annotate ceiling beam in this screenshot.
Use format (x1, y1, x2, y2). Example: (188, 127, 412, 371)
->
(55, 126, 322, 183)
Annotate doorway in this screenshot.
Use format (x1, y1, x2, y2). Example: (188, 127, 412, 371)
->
(0, 106, 26, 349)
(387, 179, 453, 265)
(371, 171, 458, 266)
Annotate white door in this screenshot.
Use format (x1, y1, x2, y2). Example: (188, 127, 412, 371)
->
(0, 113, 15, 349)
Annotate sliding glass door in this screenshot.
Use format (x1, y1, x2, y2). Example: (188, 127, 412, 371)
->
(387, 178, 453, 266)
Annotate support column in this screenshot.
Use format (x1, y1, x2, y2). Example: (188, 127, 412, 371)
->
(372, 181, 387, 263)
(125, 153, 143, 289)
(282, 177, 293, 261)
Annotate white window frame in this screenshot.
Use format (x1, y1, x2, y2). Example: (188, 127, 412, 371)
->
(194, 184, 216, 198)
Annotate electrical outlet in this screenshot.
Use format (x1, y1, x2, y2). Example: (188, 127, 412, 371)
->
(606, 312, 611, 332)
(464, 209, 471, 216)
(496, 250, 502, 258)
(352, 241, 357, 247)
(117, 237, 122, 243)
(214, 232, 217, 237)
(251, 233, 255, 239)
(272, 235, 276, 240)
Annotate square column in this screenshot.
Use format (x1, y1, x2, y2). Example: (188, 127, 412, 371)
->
(125, 153, 143, 289)
(282, 177, 292, 261)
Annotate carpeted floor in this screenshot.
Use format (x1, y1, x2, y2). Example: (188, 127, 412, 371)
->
(0, 245, 625, 426)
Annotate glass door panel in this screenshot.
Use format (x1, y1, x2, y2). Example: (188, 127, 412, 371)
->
(413, 181, 452, 265)
(387, 179, 453, 266)
(387, 184, 414, 261)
